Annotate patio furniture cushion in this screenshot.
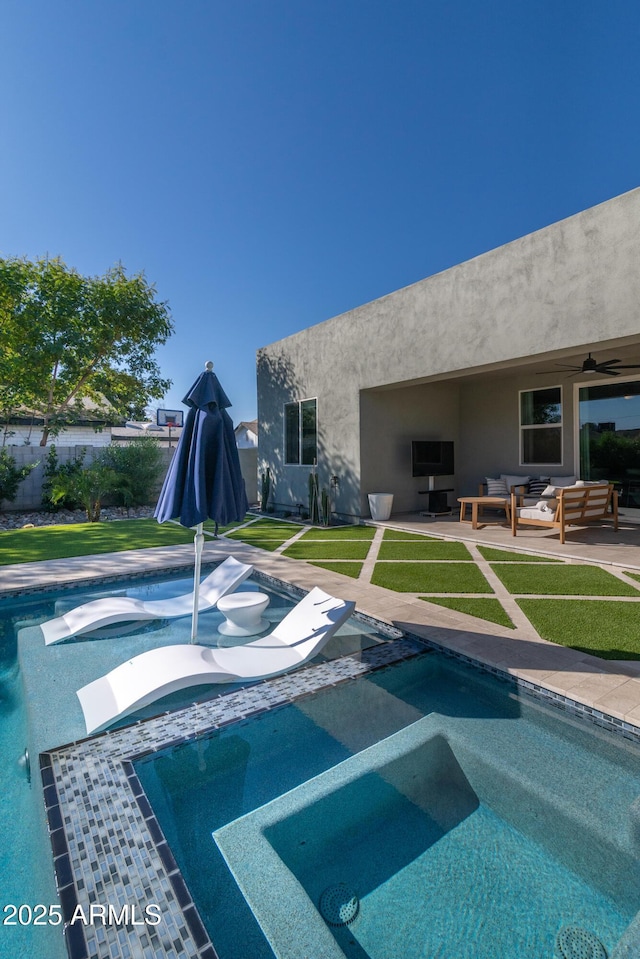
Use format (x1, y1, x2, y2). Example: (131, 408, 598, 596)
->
(501, 473, 531, 492)
(517, 501, 556, 521)
(485, 477, 509, 496)
(549, 475, 577, 487)
(527, 477, 550, 496)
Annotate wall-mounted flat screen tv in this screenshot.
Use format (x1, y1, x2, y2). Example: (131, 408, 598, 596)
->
(411, 440, 454, 477)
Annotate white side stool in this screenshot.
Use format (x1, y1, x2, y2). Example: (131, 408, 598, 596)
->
(217, 591, 270, 637)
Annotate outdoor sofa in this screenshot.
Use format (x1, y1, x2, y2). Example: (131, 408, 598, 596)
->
(510, 481, 618, 544)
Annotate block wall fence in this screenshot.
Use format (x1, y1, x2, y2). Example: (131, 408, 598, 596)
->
(1, 445, 258, 511)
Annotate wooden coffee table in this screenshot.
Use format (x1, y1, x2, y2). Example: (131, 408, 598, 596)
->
(458, 496, 510, 529)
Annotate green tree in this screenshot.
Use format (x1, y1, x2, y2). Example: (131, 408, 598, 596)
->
(0, 258, 35, 440)
(0, 256, 174, 446)
(589, 430, 640, 476)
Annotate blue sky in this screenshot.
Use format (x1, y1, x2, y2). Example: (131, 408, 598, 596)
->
(2, 1, 640, 424)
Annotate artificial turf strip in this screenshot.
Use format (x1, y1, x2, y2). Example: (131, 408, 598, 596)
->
(225, 536, 292, 549)
(225, 520, 299, 544)
(491, 563, 639, 597)
(234, 519, 301, 533)
(477, 546, 563, 563)
(517, 598, 640, 660)
(207, 514, 256, 533)
(377, 540, 471, 560)
(297, 525, 376, 540)
(0, 519, 200, 565)
(226, 529, 292, 543)
(371, 562, 492, 594)
(309, 561, 363, 579)
(382, 529, 440, 541)
(225, 535, 288, 551)
(282, 541, 371, 560)
(421, 596, 515, 629)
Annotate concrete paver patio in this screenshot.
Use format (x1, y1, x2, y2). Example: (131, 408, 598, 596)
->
(1, 507, 639, 733)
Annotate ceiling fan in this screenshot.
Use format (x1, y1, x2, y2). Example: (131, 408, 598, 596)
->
(547, 353, 640, 377)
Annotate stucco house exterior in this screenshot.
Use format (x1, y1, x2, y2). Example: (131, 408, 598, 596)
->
(257, 187, 640, 523)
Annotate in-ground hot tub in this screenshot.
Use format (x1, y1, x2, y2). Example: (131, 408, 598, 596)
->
(214, 715, 640, 959)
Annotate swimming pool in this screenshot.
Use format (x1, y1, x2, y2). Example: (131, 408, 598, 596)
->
(1, 565, 390, 959)
(5, 562, 640, 959)
(136, 652, 640, 959)
(0, 570, 298, 959)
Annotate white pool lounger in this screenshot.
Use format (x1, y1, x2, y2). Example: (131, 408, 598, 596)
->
(77, 587, 356, 735)
(41, 556, 253, 645)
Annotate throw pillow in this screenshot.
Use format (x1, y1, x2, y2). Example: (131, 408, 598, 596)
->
(485, 477, 509, 496)
(549, 475, 577, 487)
(527, 478, 549, 496)
(501, 474, 531, 492)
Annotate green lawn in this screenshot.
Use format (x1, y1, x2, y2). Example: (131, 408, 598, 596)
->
(382, 529, 441, 541)
(377, 540, 470, 560)
(517, 599, 640, 659)
(225, 519, 299, 550)
(372, 562, 491, 593)
(226, 519, 299, 536)
(492, 563, 639, 596)
(0, 519, 201, 565)
(282, 541, 371, 560)
(212, 515, 256, 533)
(477, 546, 562, 563)
(422, 596, 515, 629)
(297, 525, 376, 540)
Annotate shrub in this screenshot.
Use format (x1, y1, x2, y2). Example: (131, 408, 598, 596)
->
(50, 461, 119, 522)
(42, 437, 163, 521)
(99, 436, 164, 508)
(41, 446, 85, 511)
(0, 448, 38, 508)
(260, 467, 271, 511)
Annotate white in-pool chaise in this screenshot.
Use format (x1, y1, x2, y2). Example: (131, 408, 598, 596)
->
(41, 556, 253, 645)
(76, 586, 356, 734)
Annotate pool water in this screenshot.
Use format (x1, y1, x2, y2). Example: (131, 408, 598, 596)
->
(0, 571, 270, 959)
(0, 571, 295, 959)
(0, 567, 385, 959)
(136, 654, 640, 959)
(222, 721, 631, 959)
(0, 591, 69, 959)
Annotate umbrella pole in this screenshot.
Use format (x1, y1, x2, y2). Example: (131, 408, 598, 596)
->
(191, 522, 204, 642)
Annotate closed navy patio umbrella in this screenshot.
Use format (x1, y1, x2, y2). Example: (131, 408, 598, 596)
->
(155, 361, 249, 640)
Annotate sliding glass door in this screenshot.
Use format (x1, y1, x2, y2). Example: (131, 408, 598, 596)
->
(578, 378, 640, 516)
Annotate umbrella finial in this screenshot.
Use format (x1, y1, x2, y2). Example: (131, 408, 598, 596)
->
(205, 360, 214, 371)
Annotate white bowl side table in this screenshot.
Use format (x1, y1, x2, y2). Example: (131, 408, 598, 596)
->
(217, 591, 270, 637)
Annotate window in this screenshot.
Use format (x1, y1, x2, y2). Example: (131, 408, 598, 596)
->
(284, 398, 317, 465)
(578, 379, 640, 510)
(519, 386, 562, 465)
